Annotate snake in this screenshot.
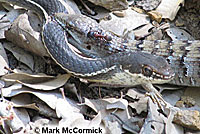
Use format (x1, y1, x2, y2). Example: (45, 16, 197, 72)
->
(1, 0, 174, 91)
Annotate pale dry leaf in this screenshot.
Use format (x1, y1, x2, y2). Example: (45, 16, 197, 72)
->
(3, 41, 34, 70)
(2, 73, 70, 90)
(56, 98, 84, 126)
(0, 100, 25, 133)
(82, 98, 130, 122)
(1, 83, 23, 97)
(83, 98, 99, 113)
(60, 118, 90, 128)
(68, 112, 105, 133)
(129, 99, 147, 114)
(0, 10, 8, 38)
(4, 9, 25, 23)
(87, 0, 128, 11)
(33, 118, 50, 126)
(2, 85, 79, 111)
(81, 98, 111, 119)
(132, 23, 154, 38)
(0, 23, 8, 38)
(162, 90, 184, 106)
(2, 72, 54, 82)
(11, 93, 31, 105)
(11, 94, 39, 111)
(156, 0, 184, 20)
(32, 96, 57, 118)
(140, 99, 166, 134)
(33, 90, 78, 111)
(0, 10, 6, 19)
(122, 117, 141, 133)
(64, 0, 81, 14)
(88, 112, 102, 127)
(126, 88, 148, 114)
(105, 98, 128, 110)
(103, 116, 122, 134)
(24, 118, 50, 134)
(165, 109, 184, 134)
(0, 42, 8, 76)
(147, 11, 162, 23)
(0, 9, 25, 39)
(88, 6, 110, 20)
(100, 8, 149, 36)
(165, 27, 195, 41)
(1, 2, 13, 11)
(13, 108, 30, 126)
(17, 74, 70, 90)
(126, 89, 146, 99)
(125, 88, 148, 114)
(14, 103, 39, 111)
(5, 12, 49, 57)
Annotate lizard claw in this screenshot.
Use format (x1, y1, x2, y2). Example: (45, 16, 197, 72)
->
(145, 91, 167, 109)
(142, 83, 167, 109)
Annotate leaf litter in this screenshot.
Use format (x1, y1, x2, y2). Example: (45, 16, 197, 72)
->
(0, 0, 200, 133)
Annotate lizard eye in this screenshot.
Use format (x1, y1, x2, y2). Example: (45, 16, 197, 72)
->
(104, 35, 112, 41)
(87, 31, 95, 37)
(142, 66, 153, 77)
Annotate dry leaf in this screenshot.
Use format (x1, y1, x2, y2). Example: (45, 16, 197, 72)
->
(5, 12, 49, 57)
(82, 98, 130, 123)
(0, 9, 24, 39)
(87, 0, 128, 11)
(11, 94, 39, 111)
(103, 116, 122, 134)
(147, 11, 162, 23)
(0, 42, 8, 76)
(156, 0, 184, 20)
(3, 42, 34, 70)
(165, 27, 195, 41)
(165, 109, 184, 134)
(56, 98, 84, 126)
(13, 108, 30, 126)
(2, 73, 70, 90)
(140, 99, 165, 134)
(2, 85, 79, 112)
(100, 8, 149, 36)
(0, 100, 25, 133)
(132, 23, 154, 38)
(105, 98, 128, 110)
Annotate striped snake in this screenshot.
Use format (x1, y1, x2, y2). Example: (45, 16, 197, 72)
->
(1, 0, 174, 102)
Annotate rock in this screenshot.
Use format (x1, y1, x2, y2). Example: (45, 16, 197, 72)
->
(173, 110, 200, 130)
(87, 0, 128, 11)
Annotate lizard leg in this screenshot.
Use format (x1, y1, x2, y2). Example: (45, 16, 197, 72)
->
(142, 83, 167, 108)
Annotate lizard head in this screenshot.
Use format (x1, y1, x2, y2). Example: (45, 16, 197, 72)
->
(54, 13, 126, 52)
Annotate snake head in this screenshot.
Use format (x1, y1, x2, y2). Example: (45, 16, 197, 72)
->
(121, 52, 175, 84)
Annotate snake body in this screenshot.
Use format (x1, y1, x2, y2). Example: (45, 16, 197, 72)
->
(1, 0, 174, 87)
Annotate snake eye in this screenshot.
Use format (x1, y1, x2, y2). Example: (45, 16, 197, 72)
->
(142, 66, 153, 77)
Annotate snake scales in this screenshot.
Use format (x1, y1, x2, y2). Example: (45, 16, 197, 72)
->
(1, 0, 176, 105)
